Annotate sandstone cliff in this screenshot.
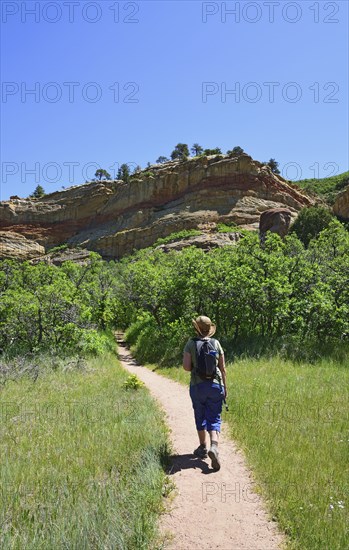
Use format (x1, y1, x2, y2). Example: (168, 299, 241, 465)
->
(333, 185, 349, 220)
(0, 231, 45, 260)
(0, 153, 314, 260)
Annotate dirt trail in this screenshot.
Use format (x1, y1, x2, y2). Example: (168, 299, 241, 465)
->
(116, 336, 285, 550)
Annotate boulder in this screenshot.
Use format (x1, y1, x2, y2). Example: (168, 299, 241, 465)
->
(259, 208, 293, 243)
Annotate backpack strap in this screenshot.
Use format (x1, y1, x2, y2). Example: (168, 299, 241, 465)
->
(192, 337, 216, 355)
(192, 337, 218, 381)
(192, 336, 205, 351)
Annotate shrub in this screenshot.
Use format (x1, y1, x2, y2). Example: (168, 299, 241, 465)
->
(153, 229, 201, 247)
(48, 244, 69, 254)
(216, 222, 238, 233)
(122, 374, 144, 390)
(77, 330, 114, 356)
(290, 206, 334, 246)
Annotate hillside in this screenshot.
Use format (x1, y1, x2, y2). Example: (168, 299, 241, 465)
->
(0, 153, 314, 260)
(294, 171, 349, 205)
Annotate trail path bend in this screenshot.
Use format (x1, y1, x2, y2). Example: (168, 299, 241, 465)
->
(116, 336, 285, 550)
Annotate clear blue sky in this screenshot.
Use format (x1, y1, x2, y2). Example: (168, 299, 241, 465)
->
(1, 0, 348, 199)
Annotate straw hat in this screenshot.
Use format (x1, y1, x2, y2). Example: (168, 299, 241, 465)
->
(192, 315, 216, 338)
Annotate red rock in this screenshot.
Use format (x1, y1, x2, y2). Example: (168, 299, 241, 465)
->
(0, 155, 314, 259)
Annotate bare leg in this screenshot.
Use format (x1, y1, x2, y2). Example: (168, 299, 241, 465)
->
(193, 430, 208, 458)
(197, 429, 207, 446)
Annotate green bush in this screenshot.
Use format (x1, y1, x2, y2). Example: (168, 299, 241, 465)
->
(122, 374, 145, 390)
(295, 171, 349, 204)
(2, 218, 349, 365)
(290, 206, 334, 246)
(77, 330, 115, 356)
(125, 315, 162, 363)
(47, 244, 69, 254)
(119, 226, 349, 364)
(125, 315, 189, 367)
(0, 258, 120, 357)
(216, 222, 238, 233)
(154, 229, 201, 247)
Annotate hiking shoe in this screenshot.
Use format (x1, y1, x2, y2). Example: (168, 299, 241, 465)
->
(193, 445, 208, 459)
(208, 446, 221, 471)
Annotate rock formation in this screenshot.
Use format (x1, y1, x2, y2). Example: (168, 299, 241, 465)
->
(156, 231, 242, 253)
(333, 185, 349, 220)
(259, 208, 292, 245)
(0, 154, 314, 260)
(0, 231, 45, 260)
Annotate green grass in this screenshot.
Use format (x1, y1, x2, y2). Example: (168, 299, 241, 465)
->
(144, 356, 349, 550)
(216, 222, 238, 233)
(46, 244, 69, 254)
(294, 171, 349, 204)
(0, 352, 170, 550)
(153, 229, 201, 247)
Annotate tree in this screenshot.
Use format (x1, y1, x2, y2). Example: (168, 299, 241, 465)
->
(203, 147, 222, 155)
(227, 146, 244, 155)
(30, 185, 45, 199)
(156, 156, 169, 164)
(117, 164, 131, 183)
(191, 143, 203, 157)
(95, 169, 111, 181)
(290, 206, 334, 247)
(129, 165, 143, 180)
(267, 158, 280, 175)
(170, 143, 189, 161)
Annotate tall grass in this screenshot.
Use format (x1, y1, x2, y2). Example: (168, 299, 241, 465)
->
(147, 356, 349, 550)
(0, 352, 170, 549)
(228, 357, 349, 550)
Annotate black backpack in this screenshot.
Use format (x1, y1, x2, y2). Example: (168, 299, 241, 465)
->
(193, 338, 218, 380)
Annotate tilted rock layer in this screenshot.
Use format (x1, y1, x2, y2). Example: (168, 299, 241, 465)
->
(0, 154, 314, 259)
(156, 232, 242, 253)
(0, 231, 45, 260)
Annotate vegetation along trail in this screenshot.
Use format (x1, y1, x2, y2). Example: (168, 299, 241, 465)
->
(116, 334, 285, 550)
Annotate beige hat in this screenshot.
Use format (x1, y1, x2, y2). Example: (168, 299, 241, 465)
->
(192, 315, 216, 337)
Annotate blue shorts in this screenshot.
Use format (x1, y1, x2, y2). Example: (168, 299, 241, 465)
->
(189, 382, 224, 432)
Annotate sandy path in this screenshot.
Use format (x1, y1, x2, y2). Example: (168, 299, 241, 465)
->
(116, 336, 285, 550)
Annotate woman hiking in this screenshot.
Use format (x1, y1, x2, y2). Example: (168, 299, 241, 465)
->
(183, 315, 227, 471)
